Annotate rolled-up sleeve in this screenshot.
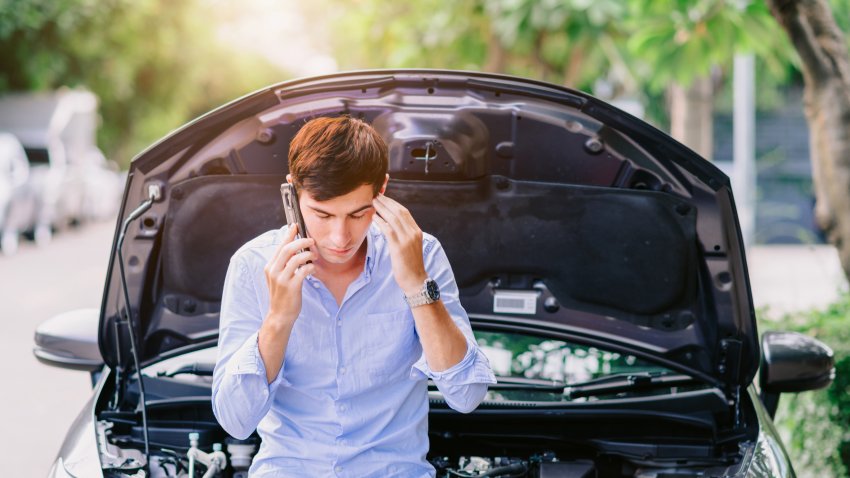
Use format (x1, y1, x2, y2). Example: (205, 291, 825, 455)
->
(211, 254, 290, 439)
(410, 237, 497, 413)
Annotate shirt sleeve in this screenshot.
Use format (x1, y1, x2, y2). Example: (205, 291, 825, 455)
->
(211, 253, 290, 439)
(410, 237, 497, 414)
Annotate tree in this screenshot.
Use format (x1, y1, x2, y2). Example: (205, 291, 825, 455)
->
(324, 0, 793, 152)
(0, 0, 285, 166)
(767, 0, 850, 281)
(625, 0, 792, 159)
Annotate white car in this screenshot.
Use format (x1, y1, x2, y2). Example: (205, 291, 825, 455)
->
(0, 131, 30, 254)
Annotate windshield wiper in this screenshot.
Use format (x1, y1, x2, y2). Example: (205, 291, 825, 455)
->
(566, 371, 699, 399)
(428, 376, 566, 393)
(156, 362, 215, 377)
(489, 376, 567, 392)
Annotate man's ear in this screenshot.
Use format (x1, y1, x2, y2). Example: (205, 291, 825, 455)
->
(286, 173, 293, 184)
(379, 173, 389, 194)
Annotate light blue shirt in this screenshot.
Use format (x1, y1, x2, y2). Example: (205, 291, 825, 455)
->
(212, 223, 496, 477)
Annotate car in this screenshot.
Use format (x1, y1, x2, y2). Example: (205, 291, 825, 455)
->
(34, 70, 835, 478)
(0, 131, 30, 254)
(0, 89, 124, 248)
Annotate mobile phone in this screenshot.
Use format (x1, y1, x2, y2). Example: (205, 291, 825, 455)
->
(281, 183, 311, 258)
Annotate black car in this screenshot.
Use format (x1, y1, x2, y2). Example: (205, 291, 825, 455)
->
(35, 70, 834, 478)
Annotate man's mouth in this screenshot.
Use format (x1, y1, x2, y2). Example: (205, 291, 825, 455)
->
(327, 247, 353, 255)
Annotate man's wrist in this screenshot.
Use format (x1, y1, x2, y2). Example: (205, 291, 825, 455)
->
(401, 272, 429, 296)
(262, 312, 296, 334)
(404, 277, 441, 308)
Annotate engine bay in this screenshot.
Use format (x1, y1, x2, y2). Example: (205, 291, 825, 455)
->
(94, 380, 754, 478)
(96, 417, 753, 478)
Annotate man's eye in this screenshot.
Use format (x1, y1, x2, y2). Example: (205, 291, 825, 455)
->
(350, 214, 366, 220)
(316, 214, 331, 220)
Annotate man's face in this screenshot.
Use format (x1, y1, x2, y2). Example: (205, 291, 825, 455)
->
(298, 184, 378, 266)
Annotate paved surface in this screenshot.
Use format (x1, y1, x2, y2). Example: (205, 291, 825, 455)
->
(0, 221, 115, 476)
(749, 244, 848, 318)
(1, 219, 846, 476)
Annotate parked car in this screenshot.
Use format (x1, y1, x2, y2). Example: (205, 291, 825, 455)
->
(0, 89, 124, 247)
(35, 70, 834, 478)
(0, 131, 30, 254)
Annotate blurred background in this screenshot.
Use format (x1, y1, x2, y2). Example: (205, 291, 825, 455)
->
(1, 0, 850, 476)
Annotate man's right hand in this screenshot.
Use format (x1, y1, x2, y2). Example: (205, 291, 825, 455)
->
(258, 224, 316, 383)
(263, 224, 317, 325)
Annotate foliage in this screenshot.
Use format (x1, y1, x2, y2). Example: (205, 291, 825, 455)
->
(323, 0, 802, 129)
(624, 0, 795, 92)
(759, 294, 850, 477)
(0, 0, 286, 166)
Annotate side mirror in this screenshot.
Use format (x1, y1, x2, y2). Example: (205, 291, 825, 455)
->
(33, 308, 103, 372)
(759, 331, 835, 417)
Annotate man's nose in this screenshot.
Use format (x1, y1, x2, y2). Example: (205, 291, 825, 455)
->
(330, 220, 351, 246)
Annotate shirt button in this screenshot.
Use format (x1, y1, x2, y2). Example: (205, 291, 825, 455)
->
(337, 319, 342, 327)
(311, 282, 319, 288)
(338, 404, 346, 412)
(335, 466, 343, 473)
(339, 366, 346, 374)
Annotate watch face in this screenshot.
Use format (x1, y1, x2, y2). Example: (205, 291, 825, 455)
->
(426, 279, 440, 301)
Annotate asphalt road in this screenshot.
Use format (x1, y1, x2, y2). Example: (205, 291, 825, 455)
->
(0, 220, 116, 476)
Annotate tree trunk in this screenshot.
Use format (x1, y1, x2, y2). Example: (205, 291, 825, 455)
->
(669, 76, 714, 160)
(768, 0, 850, 281)
(484, 28, 507, 73)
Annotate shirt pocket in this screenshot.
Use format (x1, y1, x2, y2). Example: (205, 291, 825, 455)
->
(362, 309, 417, 379)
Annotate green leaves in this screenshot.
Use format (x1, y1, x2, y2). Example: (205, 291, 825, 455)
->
(0, 0, 287, 166)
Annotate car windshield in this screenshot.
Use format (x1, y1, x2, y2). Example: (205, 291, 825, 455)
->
(473, 329, 705, 403)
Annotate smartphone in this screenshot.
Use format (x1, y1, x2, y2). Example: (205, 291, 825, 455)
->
(281, 183, 311, 259)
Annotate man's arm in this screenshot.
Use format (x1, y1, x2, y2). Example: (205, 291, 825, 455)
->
(258, 225, 316, 382)
(372, 194, 496, 413)
(211, 226, 316, 439)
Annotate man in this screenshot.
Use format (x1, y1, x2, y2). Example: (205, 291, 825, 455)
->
(212, 116, 496, 477)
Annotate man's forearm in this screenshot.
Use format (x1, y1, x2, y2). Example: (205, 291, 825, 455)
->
(258, 313, 295, 383)
(411, 301, 468, 372)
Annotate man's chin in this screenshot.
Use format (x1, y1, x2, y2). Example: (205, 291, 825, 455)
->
(317, 248, 357, 264)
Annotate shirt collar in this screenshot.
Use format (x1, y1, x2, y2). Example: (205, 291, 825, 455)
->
(365, 222, 382, 276)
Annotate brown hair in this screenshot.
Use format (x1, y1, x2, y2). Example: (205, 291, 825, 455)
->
(288, 116, 388, 201)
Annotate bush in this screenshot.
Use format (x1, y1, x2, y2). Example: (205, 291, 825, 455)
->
(759, 294, 850, 478)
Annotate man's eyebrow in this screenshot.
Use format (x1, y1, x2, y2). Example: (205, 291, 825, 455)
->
(308, 204, 374, 216)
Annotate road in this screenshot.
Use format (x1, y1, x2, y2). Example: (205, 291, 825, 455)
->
(0, 221, 115, 476)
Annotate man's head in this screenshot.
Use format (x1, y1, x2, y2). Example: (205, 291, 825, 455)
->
(286, 116, 389, 267)
(288, 116, 388, 201)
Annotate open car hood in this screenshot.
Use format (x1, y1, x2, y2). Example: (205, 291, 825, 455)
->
(99, 70, 758, 391)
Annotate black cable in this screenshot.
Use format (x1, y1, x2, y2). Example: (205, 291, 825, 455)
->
(116, 194, 155, 471)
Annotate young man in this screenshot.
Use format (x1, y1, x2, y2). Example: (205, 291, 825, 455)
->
(212, 116, 496, 477)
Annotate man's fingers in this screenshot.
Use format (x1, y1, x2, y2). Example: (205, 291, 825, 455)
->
(268, 236, 314, 276)
(294, 262, 316, 281)
(372, 213, 396, 240)
(270, 225, 299, 266)
(375, 194, 419, 233)
(280, 249, 317, 280)
(373, 196, 405, 233)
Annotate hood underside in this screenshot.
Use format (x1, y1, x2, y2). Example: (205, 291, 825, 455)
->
(99, 70, 758, 390)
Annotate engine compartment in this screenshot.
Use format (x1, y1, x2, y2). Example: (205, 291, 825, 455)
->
(95, 417, 753, 478)
(93, 372, 754, 478)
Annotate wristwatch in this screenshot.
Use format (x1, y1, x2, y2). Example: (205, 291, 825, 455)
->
(404, 278, 441, 308)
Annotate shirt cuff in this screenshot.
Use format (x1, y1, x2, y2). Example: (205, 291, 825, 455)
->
(225, 331, 292, 389)
(410, 336, 497, 385)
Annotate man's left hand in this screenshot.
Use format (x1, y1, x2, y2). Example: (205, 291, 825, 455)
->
(372, 194, 428, 295)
